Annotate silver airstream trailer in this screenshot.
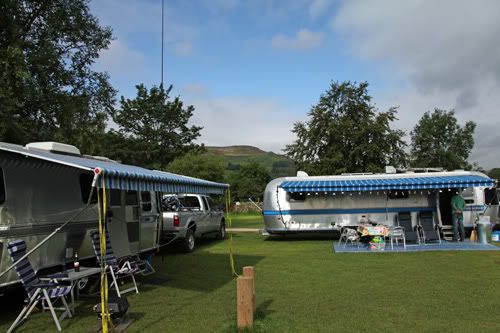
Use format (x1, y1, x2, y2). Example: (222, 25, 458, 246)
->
(0, 141, 228, 290)
(263, 169, 497, 235)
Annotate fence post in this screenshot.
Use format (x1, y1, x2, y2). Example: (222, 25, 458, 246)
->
(237, 276, 254, 329)
(242, 266, 256, 312)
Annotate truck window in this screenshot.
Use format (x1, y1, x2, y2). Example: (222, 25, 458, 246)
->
(202, 197, 209, 210)
(178, 196, 201, 209)
(0, 167, 5, 204)
(141, 191, 152, 211)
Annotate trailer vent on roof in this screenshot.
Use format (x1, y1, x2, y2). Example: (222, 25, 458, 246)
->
(25, 142, 81, 155)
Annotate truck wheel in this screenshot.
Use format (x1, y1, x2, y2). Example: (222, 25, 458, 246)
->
(217, 222, 226, 240)
(181, 229, 195, 253)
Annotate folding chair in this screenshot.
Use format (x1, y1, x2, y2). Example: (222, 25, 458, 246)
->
(7, 240, 72, 333)
(339, 227, 360, 247)
(397, 212, 421, 244)
(89, 229, 139, 297)
(419, 211, 441, 244)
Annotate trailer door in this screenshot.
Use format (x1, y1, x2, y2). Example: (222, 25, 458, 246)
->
(139, 191, 160, 252)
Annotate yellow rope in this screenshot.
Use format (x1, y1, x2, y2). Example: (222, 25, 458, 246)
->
(97, 170, 111, 332)
(225, 189, 238, 277)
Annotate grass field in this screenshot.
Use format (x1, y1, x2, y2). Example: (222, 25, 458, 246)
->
(228, 212, 264, 229)
(1, 221, 500, 332)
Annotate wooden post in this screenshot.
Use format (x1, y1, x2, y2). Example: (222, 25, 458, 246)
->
(242, 266, 256, 313)
(237, 276, 254, 329)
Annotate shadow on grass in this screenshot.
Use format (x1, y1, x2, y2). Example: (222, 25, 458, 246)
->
(142, 250, 265, 293)
(265, 233, 339, 241)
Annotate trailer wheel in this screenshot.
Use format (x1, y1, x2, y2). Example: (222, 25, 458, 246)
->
(181, 229, 195, 253)
(217, 221, 226, 240)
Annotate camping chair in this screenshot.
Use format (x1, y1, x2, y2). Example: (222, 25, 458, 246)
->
(388, 226, 406, 249)
(419, 211, 441, 244)
(7, 240, 72, 333)
(397, 212, 421, 244)
(339, 227, 360, 247)
(89, 229, 139, 297)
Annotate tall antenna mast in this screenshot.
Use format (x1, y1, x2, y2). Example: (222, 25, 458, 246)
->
(161, 0, 164, 88)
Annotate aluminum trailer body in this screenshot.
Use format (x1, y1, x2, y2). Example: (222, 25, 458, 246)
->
(263, 170, 497, 235)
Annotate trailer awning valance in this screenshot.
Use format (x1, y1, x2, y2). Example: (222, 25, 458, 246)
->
(0, 143, 229, 194)
(280, 175, 496, 193)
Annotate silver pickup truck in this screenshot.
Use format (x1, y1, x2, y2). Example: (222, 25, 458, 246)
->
(161, 194, 226, 252)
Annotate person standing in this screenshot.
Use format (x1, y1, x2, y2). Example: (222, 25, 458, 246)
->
(451, 190, 466, 241)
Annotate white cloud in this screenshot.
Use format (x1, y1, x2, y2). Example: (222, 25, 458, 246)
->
(94, 40, 145, 80)
(309, 0, 333, 19)
(331, 0, 500, 169)
(181, 84, 302, 153)
(271, 29, 325, 50)
(172, 42, 194, 56)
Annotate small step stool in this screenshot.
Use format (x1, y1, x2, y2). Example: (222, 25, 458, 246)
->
(440, 225, 455, 241)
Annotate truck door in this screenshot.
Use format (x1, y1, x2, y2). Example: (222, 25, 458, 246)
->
(202, 196, 217, 232)
(139, 191, 160, 252)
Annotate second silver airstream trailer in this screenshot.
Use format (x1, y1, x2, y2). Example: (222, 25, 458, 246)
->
(263, 170, 497, 235)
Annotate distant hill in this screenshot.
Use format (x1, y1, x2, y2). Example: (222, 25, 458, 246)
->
(206, 145, 297, 178)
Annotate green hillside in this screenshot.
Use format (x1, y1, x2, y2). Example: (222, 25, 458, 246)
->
(206, 145, 296, 178)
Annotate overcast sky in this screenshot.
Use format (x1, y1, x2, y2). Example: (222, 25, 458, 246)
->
(91, 0, 500, 169)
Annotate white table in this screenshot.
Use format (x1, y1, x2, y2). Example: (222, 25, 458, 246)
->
(61, 267, 102, 314)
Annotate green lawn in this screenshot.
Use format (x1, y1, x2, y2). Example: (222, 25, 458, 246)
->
(227, 212, 264, 229)
(1, 234, 500, 332)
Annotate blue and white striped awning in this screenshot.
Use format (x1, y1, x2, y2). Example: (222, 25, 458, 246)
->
(280, 175, 496, 193)
(0, 143, 229, 194)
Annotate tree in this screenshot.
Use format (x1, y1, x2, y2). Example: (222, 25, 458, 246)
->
(0, 0, 115, 154)
(229, 162, 271, 201)
(285, 81, 407, 175)
(167, 152, 227, 183)
(488, 168, 500, 186)
(410, 109, 476, 170)
(112, 84, 203, 169)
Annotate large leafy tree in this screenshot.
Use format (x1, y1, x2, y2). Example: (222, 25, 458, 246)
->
(285, 81, 407, 175)
(112, 84, 203, 169)
(229, 162, 271, 201)
(410, 109, 476, 170)
(0, 0, 115, 154)
(167, 152, 227, 183)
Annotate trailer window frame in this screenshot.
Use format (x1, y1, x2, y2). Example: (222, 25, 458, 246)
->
(141, 191, 152, 212)
(0, 167, 5, 204)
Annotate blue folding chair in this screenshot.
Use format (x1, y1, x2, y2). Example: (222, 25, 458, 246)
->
(89, 229, 139, 297)
(7, 240, 72, 332)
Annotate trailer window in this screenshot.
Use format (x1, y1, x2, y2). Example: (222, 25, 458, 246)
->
(125, 190, 138, 206)
(388, 190, 409, 199)
(484, 188, 499, 205)
(110, 189, 122, 207)
(79, 173, 98, 204)
(141, 191, 152, 211)
(462, 188, 474, 204)
(0, 167, 5, 204)
(288, 192, 306, 202)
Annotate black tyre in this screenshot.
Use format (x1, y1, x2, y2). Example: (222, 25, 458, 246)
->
(181, 228, 195, 253)
(217, 221, 226, 240)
